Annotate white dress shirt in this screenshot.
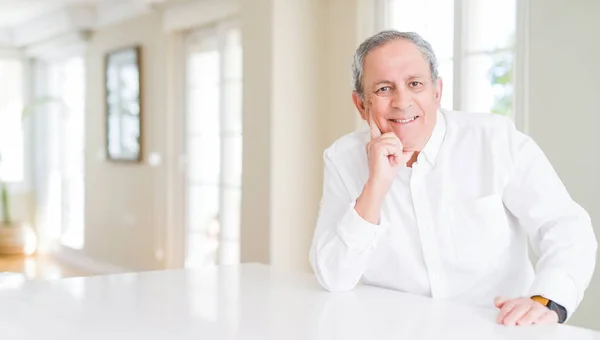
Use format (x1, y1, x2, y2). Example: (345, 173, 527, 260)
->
(309, 109, 597, 318)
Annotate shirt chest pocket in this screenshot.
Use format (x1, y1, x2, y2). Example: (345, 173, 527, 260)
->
(448, 194, 513, 269)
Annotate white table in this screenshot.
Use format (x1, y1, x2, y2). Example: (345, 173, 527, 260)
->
(0, 264, 597, 339)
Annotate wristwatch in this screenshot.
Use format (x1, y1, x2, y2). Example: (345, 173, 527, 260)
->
(531, 295, 568, 323)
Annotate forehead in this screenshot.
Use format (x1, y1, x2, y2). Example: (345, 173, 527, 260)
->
(362, 39, 431, 82)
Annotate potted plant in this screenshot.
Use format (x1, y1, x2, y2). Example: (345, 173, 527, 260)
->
(0, 97, 63, 255)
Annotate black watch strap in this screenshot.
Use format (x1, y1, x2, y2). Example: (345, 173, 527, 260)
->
(547, 300, 568, 323)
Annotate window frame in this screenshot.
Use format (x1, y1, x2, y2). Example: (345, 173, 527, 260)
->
(172, 19, 243, 269)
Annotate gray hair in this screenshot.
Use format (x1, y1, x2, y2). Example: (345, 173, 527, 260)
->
(352, 30, 439, 97)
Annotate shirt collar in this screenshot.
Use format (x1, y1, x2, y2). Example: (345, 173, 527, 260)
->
(419, 109, 447, 167)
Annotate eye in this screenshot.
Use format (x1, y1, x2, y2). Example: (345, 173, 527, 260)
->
(377, 86, 392, 93)
(409, 81, 423, 88)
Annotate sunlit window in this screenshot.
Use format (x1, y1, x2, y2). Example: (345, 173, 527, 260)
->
(184, 25, 242, 268)
(384, 0, 516, 118)
(43, 56, 86, 250)
(0, 59, 24, 182)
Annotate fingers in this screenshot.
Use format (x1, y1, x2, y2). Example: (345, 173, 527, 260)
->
(496, 300, 518, 324)
(534, 310, 559, 325)
(368, 133, 402, 157)
(368, 110, 382, 140)
(495, 297, 560, 326)
(494, 296, 509, 308)
(389, 151, 413, 167)
(372, 141, 399, 158)
(502, 304, 532, 326)
(517, 305, 547, 326)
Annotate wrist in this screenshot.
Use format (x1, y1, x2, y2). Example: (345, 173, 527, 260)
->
(531, 295, 567, 323)
(365, 178, 391, 198)
(355, 180, 387, 225)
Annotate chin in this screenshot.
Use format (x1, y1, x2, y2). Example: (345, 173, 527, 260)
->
(395, 134, 422, 152)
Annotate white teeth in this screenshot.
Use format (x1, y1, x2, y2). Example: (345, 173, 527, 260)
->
(391, 116, 417, 123)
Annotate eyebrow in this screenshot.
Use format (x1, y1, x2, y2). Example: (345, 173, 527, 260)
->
(406, 74, 426, 81)
(373, 80, 393, 87)
(372, 75, 428, 87)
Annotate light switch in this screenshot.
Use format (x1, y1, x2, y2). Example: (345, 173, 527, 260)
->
(148, 152, 162, 167)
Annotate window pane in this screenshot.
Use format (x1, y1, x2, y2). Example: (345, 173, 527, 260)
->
(187, 85, 220, 134)
(186, 184, 220, 267)
(463, 0, 516, 53)
(0, 59, 24, 182)
(387, 0, 454, 60)
(221, 80, 242, 134)
(223, 27, 242, 81)
(187, 48, 219, 87)
(219, 187, 241, 265)
(463, 52, 514, 118)
(188, 134, 221, 185)
(221, 135, 242, 187)
(58, 56, 86, 250)
(186, 185, 220, 234)
(187, 48, 220, 135)
(185, 25, 243, 269)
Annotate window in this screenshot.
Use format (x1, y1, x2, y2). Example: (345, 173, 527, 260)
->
(0, 59, 24, 182)
(38, 56, 86, 250)
(381, 0, 516, 119)
(184, 23, 242, 268)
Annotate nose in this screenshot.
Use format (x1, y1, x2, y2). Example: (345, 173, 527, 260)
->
(390, 86, 413, 111)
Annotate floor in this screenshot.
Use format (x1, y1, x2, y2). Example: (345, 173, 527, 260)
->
(0, 254, 88, 280)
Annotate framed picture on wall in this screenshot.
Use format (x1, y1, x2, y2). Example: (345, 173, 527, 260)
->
(105, 45, 142, 162)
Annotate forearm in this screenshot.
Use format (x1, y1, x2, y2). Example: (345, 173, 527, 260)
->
(528, 205, 597, 317)
(311, 152, 391, 292)
(310, 202, 388, 291)
(354, 179, 387, 225)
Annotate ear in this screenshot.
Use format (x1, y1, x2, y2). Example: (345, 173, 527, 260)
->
(352, 91, 367, 120)
(433, 78, 443, 104)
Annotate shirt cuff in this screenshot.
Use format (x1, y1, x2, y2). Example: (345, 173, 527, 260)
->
(528, 269, 579, 319)
(336, 202, 388, 252)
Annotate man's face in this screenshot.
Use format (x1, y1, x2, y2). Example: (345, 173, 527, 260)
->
(353, 39, 442, 152)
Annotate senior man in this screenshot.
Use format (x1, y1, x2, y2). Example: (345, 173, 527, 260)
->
(309, 30, 597, 326)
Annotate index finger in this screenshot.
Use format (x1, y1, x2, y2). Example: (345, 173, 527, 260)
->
(496, 300, 518, 324)
(367, 108, 381, 140)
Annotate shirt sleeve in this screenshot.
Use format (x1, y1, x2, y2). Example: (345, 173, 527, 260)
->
(501, 127, 597, 319)
(309, 151, 389, 292)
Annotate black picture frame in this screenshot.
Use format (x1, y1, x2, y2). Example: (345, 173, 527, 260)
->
(104, 45, 142, 163)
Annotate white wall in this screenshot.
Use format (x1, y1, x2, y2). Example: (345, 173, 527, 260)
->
(85, 12, 168, 270)
(240, 0, 374, 271)
(78, 0, 371, 273)
(527, 0, 600, 330)
(270, 0, 322, 270)
(239, 0, 273, 265)
(240, 0, 323, 271)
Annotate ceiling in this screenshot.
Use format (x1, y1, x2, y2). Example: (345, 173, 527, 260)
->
(0, 0, 164, 28)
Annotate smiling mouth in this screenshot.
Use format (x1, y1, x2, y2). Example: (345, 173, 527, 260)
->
(389, 116, 419, 124)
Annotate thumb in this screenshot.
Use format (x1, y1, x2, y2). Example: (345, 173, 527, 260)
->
(368, 114, 381, 140)
(494, 296, 509, 308)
